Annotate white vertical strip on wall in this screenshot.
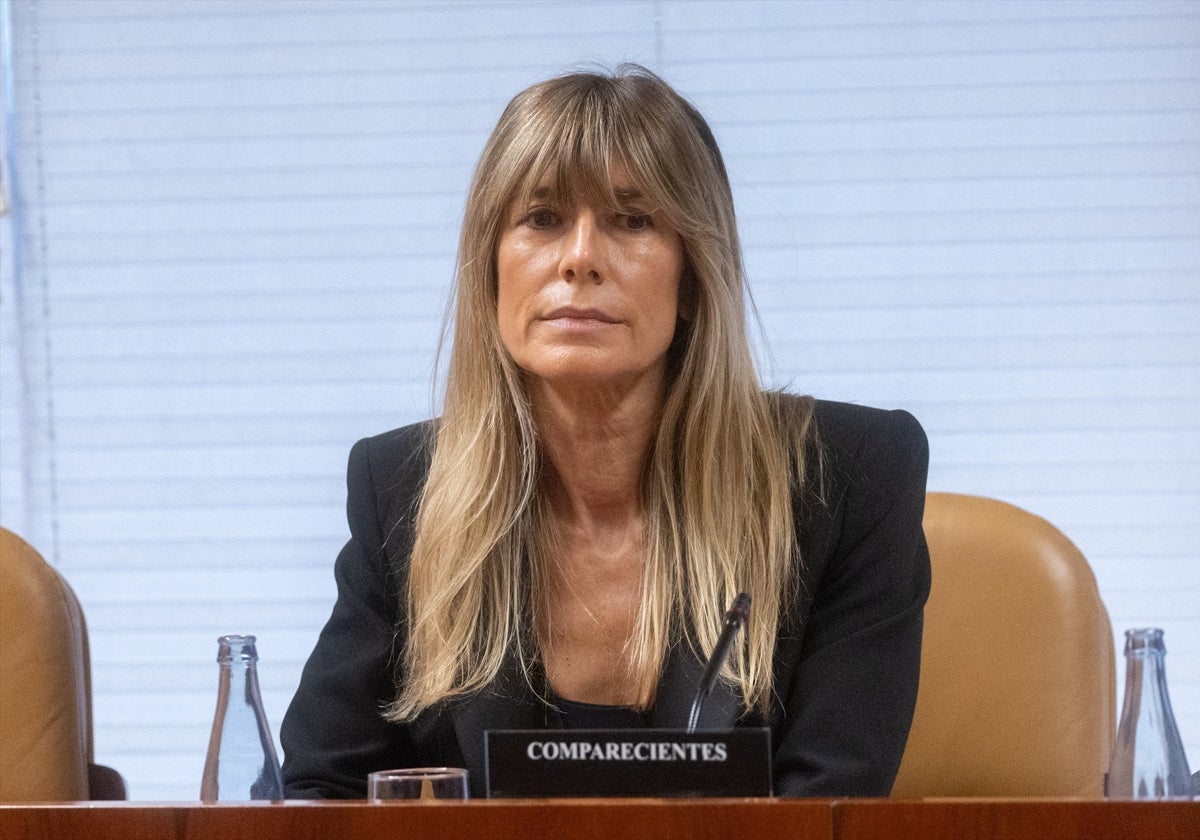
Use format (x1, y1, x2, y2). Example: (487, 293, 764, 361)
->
(0, 154, 24, 534)
(1, 0, 1196, 798)
(0, 0, 21, 531)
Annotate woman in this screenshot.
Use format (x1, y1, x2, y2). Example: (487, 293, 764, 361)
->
(280, 65, 930, 798)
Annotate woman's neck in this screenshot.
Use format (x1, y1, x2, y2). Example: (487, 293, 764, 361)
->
(529, 374, 663, 533)
(528, 374, 664, 707)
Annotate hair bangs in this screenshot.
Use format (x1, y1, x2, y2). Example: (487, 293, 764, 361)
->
(503, 79, 684, 225)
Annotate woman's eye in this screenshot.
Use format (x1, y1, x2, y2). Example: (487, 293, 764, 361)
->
(525, 208, 559, 228)
(621, 212, 652, 231)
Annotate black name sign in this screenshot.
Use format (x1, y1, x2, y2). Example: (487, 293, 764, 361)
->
(484, 728, 771, 798)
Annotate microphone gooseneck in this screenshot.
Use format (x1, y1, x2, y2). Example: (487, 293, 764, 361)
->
(686, 592, 751, 734)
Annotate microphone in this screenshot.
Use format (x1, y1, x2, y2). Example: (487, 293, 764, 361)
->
(686, 592, 751, 734)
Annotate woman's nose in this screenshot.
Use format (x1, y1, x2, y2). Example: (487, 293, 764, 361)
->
(559, 213, 602, 283)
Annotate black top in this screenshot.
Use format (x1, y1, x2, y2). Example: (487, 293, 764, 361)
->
(552, 696, 652, 729)
(280, 398, 931, 799)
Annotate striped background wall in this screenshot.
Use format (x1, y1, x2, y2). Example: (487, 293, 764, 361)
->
(1, 0, 1197, 799)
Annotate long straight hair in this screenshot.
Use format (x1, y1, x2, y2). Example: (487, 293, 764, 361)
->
(386, 66, 813, 722)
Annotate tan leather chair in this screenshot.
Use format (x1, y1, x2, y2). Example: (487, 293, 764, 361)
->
(892, 493, 1116, 798)
(0, 527, 126, 800)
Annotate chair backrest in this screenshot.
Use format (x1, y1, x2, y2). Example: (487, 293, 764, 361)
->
(892, 493, 1116, 798)
(0, 527, 124, 801)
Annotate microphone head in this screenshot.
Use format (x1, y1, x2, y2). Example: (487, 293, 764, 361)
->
(726, 592, 751, 625)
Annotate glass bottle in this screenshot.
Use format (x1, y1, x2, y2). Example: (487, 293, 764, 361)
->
(1105, 627, 1194, 799)
(200, 634, 284, 801)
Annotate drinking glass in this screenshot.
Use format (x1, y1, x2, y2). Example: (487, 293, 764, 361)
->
(368, 767, 469, 801)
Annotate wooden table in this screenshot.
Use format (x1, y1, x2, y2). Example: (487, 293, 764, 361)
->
(833, 799, 1198, 840)
(0, 798, 1196, 840)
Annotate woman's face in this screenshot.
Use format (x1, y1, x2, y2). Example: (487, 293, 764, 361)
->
(495, 170, 685, 394)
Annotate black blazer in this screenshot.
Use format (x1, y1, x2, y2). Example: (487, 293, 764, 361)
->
(280, 398, 930, 798)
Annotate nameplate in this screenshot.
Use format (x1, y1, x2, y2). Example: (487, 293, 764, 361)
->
(484, 728, 771, 798)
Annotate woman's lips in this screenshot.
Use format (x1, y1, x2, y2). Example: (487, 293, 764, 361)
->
(541, 306, 621, 324)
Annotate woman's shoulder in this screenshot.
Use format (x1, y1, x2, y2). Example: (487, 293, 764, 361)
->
(769, 393, 925, 458)
(810, 399, 926, 453)
(807, 398, 929, 497)
(347, 419, 438, 499)
(340, 420, 439, 569)
(354, 418, 438, 458)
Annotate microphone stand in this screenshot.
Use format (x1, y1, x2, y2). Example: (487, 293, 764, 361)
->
(686, 593, 751, 734)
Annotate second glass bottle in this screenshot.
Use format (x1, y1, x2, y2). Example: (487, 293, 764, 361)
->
(1105, 627, 1193, 799)
(200, 634, 284, 801)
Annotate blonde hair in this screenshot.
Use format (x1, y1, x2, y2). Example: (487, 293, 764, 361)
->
(387, 66, 813, 722)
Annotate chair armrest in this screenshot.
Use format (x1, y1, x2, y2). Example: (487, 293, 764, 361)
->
(88, 763, 127, 800)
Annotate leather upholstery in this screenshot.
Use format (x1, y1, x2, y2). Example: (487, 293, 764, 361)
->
(0, 527, 125, 801)
(892, 493, 1116, 797)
